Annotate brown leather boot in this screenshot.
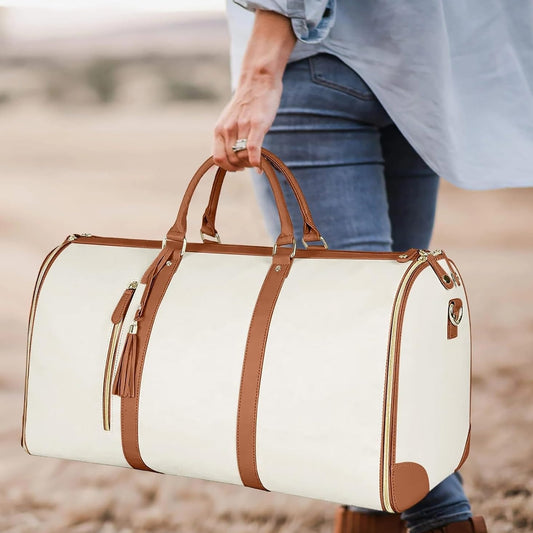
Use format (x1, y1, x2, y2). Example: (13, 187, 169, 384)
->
(334, 505, 407, 533)
(424, 516, 487, 533)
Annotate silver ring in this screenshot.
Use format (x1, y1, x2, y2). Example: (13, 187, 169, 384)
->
(200, 230, 221, 244)
(448, 301, 463, 326)
(302, 235, 329, 250)
(232, 138, 247, 153)
(272, 238, 297, 259)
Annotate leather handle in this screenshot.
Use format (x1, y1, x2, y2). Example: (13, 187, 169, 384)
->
(201, 148, 321, 244)
(166, 153, 296, 248)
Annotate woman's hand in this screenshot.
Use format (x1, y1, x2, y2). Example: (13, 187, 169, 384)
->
(213, 71, 282, 173)
(212, 9, 296, 172)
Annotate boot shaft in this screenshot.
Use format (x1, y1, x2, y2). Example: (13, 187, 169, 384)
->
(333, 506, 406, 533)
(333, 506, 487, 533)
(425, 516, 487, 533)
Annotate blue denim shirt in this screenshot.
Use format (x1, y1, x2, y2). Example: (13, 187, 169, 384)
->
(229, 0, 533, 190)
(233, 0, 335, 43)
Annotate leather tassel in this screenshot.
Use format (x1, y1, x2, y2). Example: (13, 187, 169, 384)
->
(112, 325, 138, 398)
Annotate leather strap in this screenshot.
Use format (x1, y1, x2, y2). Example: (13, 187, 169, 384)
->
(201, 148, 321, 244)
(236, 247, 294, 489)
(120, 245, 184, 470)
(166, 154, 296, 248)
(201, 165, 225, 238)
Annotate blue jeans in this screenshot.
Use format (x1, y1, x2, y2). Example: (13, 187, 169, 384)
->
(250, 52, 472, 533)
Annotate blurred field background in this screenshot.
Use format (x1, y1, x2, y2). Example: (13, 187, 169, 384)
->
(1, 5, 532, 532)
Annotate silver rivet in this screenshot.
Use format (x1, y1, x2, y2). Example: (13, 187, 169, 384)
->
(275, 265, 281, 272)
(166, 261, 172, 266)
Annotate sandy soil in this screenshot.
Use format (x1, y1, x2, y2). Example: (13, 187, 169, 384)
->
(1, 103, 532, 533)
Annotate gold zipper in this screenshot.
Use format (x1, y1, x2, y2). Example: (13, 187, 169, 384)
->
(102, 281, 138, 431)
(382, 250, 429, 512)
(22, 236, 86, 452)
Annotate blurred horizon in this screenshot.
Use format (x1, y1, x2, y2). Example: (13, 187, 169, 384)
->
(0, 5, 226, 47)
(0, 5, 232, 108)
(0, 0, 225, 10)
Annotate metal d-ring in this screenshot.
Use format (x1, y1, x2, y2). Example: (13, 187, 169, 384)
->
(302, 235, 329, 250)
(272, 238, 297, 258)
(200, 231, 221, 244)
(161, 236, 187, 256)
(448, 300, 463, 326)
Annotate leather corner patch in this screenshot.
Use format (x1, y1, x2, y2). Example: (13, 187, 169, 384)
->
(455, 425, 471, 471)
(390, 461, 430, 512)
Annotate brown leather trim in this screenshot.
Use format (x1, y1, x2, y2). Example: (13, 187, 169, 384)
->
(389, 262, 429, 500)
(455, 424, 471, 471)
(22, 237, 74, 451)
(379, 262, 415, 511)
(449, 258, 473, 471)
(380, 260, 430, 511)
(449, 260, 472, 424)
(236, 247, 294, 490)
(69, 235, 161, 248)
(167, 154, 296, 248)
(427, 254, 455, 289)
(201, 166, 227, 238)
(447, 298, 463, 339)
(201, 147, 322, 244)
(190, 243, 404, 260)
(390, 461, 430, 512)
(111, 285, 137, 324)
(120, 245, 184, 470)
(71, 236, 406, 260)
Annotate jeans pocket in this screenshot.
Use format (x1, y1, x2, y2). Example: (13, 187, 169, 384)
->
(309, 53, 376, 101)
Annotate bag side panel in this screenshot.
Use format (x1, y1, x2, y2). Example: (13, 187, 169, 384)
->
(256, 257, 407, 510)
(394, 259, 471, 488)
(138, 252, 272, 486)
(25, 243, 159, 466)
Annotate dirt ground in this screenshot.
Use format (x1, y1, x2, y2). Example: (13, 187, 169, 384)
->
(1, 103, 532, 533)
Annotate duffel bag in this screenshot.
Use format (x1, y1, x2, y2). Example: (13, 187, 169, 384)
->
(22, 148, 471, 513)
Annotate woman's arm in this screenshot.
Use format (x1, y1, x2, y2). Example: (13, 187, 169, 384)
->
(213, 9, 296, 172)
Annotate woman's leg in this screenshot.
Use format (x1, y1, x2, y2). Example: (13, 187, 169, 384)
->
(380, 123, 440, 252)
(252, 53, 393, 251)
(250, 52, 473, 531)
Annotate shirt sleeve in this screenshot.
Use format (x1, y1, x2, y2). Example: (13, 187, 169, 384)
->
(232, 0, 336, 44)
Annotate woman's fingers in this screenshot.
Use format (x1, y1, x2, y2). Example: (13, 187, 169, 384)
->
(213, 119, 242, 172)
(245, 119, 267, 170)
(213, 75, 283, 172)
(214, 117, 257, 172)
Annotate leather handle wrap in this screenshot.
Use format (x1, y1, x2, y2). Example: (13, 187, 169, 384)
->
(201, 148, 321, 244)
(166, 152, 296, 248)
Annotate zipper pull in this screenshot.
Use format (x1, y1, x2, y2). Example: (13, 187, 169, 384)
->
(111, 281, 138, 324)
(427, 252, 454, 289)
(112, 320, 139, 398)
(67, 233, 93, 242)
(396, 248, 420, 263)
(440, 252, 461, 286)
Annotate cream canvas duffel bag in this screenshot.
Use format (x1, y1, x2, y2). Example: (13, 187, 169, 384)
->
(22, 149, 471, 513)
